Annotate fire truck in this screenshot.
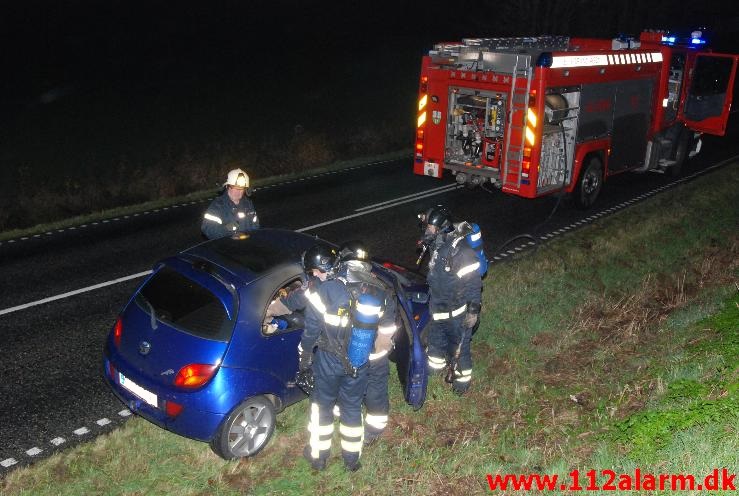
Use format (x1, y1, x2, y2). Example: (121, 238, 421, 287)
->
(413, 30, 738, 207)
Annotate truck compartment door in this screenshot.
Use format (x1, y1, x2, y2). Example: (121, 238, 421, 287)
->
(680, 53, 738, 136)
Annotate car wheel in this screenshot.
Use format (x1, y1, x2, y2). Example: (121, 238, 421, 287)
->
(209, 396, 276, 460)
(573, 155, 603, 209)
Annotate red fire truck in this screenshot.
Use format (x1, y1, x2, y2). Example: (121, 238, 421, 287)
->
(413, 30, 738, 207)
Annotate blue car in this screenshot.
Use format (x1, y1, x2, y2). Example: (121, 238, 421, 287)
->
(102, 228, 430, 459)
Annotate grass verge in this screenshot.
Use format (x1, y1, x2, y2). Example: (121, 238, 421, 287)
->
(1, 162, 737, 495)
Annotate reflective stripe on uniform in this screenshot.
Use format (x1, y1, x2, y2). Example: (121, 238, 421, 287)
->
(457, 262, 481, 278)
(309, 403, 333, 458)
(341, 439, 363, 453)
(253, 215, 258, 223)
(378, 324, 397, 335)
(306, 289, 326, 314)
(427, 355, 446, 369)
(432, 304, 467, 321)
(237, 212, 245, 219)
(356, 302, 382, 316)
(324, 313, 350, 327)
(333, 405, 341, 417)
(369, 349, 388, 361)
(339, 423, 364, 437)
(203, 213, 222, 224)
(365, 414, 388, 430)
(455, 368, 473, 383)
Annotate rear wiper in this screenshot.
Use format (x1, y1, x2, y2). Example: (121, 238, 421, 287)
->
(141, 296, 158, 330)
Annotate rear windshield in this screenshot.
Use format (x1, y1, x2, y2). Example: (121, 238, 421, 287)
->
(135, 266, 234, 341)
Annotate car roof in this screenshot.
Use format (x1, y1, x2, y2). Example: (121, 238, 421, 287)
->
(182, 228, 333, 284)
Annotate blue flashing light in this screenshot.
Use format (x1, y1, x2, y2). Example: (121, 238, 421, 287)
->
(536, 52, 553, 68)
(691, 38, 706, 45)
(661, 35, 676, 44)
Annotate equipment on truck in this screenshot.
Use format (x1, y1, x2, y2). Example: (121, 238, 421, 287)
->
(413, 30, 738, 208)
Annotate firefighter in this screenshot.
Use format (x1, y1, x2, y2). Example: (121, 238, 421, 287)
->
(201, 168, 259, 239)
(337, 241, 397, 445)
(299, 244, 373, 472)
(418, 205, 482, 395)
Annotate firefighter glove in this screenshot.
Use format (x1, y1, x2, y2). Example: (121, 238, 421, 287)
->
(464, 301, 481, 328)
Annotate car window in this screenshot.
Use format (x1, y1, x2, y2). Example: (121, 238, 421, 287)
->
(135, 266, 234, 341)
(262, 278, 305, 336)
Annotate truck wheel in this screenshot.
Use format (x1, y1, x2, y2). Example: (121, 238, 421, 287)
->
(573, 156, 603, 209)
(669, 129, 690, 177)
(209, 396, 276, 460)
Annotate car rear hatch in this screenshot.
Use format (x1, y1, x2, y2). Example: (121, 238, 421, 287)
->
(116, 257, 239, 387)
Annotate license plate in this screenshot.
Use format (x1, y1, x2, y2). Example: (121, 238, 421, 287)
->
(119, 372, 158, 408)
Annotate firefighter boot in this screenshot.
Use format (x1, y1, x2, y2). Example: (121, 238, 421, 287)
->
(302, 446, 327, 471)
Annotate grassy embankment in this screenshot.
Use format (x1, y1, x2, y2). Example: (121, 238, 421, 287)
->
(2, 163, 737, 495)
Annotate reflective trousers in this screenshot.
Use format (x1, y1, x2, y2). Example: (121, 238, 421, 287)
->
(426, 316, 473, 388)
(363, 356, 390, 438)
(307, 350, 368, 464)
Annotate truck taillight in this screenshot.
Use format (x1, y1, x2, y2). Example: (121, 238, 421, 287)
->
(420, 75, 428, 93)
(522, 146, 532, 178)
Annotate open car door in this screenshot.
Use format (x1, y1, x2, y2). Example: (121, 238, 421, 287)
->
(679, 52, 738, 136)
(375, 262, 429, 410)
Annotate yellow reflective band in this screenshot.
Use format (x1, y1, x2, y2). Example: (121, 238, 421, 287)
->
(451, 305, 467, 317)
(427, 360, 446, 370)
(356, 302, 382, 316)
(417, 111, 427, 127)
(461, 368, 473, 376)
(526, 108, 537, 128)
(551, 54, 608, 68)
(428, 355, 446, 364)
(418, 94, 427, 111)
(311, 439, 332, 451)
(365, 414, 388, 429)
(310, 403, 320, 459)
(341, 439, 364, 453)
(306, 290, 326, 314)
(457, 262, 481, 278)
(203, 213, 223, 224)
(324, 313, 350, 327)
(378, 324, 397, 335)
(369, 350, 388, 361)
(432, 304, 467, 320)
(525, 126, 536, 146)
(339, 423, 364, 438)
(455, 375, 472, 383)
(308, 422, 334, 436)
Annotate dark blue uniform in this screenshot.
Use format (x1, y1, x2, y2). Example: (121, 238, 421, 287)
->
(426, 232, 482, 391)
(201, 193, 259, 239)
(301, 278, 367, 469)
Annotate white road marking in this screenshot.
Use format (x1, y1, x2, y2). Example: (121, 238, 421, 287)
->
(73, 427, 89, 436)
(0, 271, 152, 316)
(119, 409, 132, 417)
(1, 458, 17, 468)
(96, 418, 111, 426)
(50, 437, 65, 446)
(26, 447, 42, 456)
(354, 184, 459, 211)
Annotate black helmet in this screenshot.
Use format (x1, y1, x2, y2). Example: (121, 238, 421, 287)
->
(338, 240, 369, 262)
(302, 244, 339, 274)
(421, 205, 453, 232)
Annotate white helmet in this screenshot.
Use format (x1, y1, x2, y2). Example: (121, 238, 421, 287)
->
(224, 168, 249, 189)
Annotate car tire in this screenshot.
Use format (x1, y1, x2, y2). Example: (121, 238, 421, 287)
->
(209, 396, 276, 460)
(573, 155, 603, 209)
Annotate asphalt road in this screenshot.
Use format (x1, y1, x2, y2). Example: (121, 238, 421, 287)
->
(1, 124, 737, 473)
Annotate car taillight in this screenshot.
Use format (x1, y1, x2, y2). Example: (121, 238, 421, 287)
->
(108, 361, 116, 380)
(174, 364, 218, 389)
(165, 400, 184, 417)
(113, 318, 123, 348)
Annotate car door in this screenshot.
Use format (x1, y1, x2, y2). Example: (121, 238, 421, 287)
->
(375, 263, 430, 410)
(679, 52, 738, 136)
